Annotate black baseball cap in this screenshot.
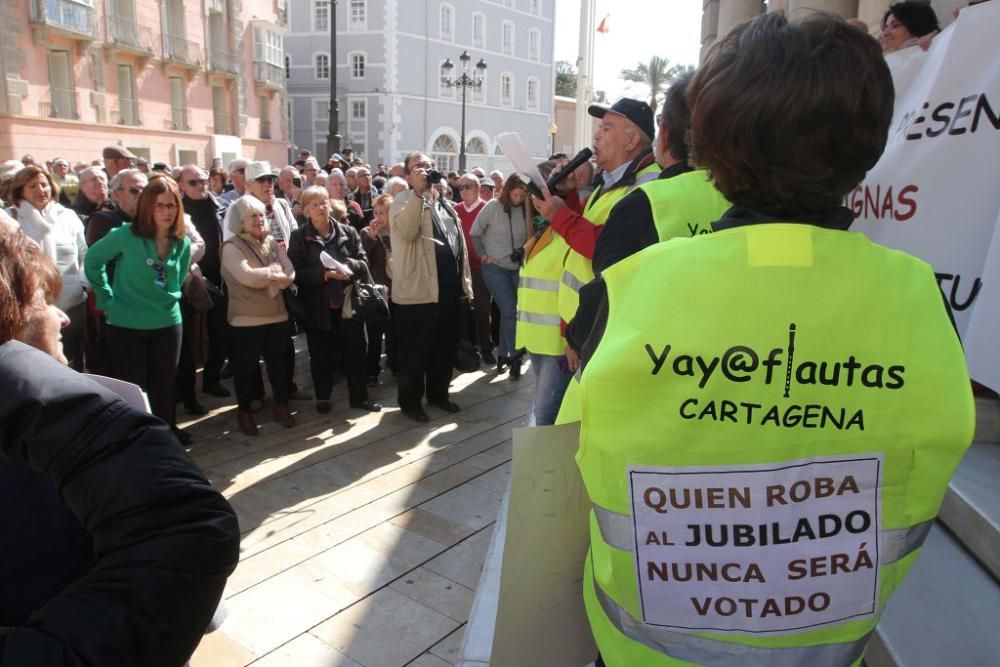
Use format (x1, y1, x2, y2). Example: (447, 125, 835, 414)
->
(588, 98, 655, 141)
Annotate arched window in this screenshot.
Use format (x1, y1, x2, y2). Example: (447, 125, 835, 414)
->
(315, 53, 329, 79)
(529, 28, 541, 62)
(466, 137, 487, 155)
(431, 134, 457, 173)
(501, 21, 514, 55)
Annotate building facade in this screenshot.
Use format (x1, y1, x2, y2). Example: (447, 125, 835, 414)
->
(0, 0, 288, 167)
(285, 0, 555, 172)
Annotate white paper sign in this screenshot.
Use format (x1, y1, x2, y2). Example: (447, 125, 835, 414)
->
(629, 454, 882, 634)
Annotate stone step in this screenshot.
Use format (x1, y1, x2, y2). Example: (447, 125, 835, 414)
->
(864, 524, 1000, 667)
(939, 443, 1000, 581)
(974, 396, 1000, 444)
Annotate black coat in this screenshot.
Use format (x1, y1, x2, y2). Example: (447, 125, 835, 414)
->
(287, 217, 368, 331)
(0, 341, 240, 666)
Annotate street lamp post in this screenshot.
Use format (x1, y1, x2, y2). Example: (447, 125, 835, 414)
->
(326, 0, 341, 159)
(441, 51, 486, 173)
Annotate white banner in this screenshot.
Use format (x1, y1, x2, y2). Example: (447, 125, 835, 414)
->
(850, 1, 1000, 390)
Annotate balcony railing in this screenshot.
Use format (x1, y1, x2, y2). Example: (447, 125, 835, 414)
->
(212, 112, 234, 135)
(31, 0, 97, 39)
(260, 119, 272, 140)
(115, 98, 142, 126)
(39, 87, 79, 120)
(253, 61, 284, 88)
(169, 107, 191, 131)
(108, 16, 154, 54)
(163, 32, 200, 67)
(209, 48, 238, 75)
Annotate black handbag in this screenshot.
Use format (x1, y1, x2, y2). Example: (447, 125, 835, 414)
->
(343, 263, 390, 322)
(283, 283, 306, 322)
(454, 338, 481, 373)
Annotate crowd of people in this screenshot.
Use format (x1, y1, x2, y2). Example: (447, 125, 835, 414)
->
(0, 2, 988, 664)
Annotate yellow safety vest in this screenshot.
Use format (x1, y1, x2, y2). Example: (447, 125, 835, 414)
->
(516, 231, 569, 356)
(577, 223, 974, 666)
(555, 171, 731, 425)
(557, 163, 661, 325)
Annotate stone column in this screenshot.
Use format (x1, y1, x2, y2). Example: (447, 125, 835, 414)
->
(768, 0, 790, 12)
(718, 0, 766, 36)
(787, 0, 860, 18)
(700, 0, 720, 63)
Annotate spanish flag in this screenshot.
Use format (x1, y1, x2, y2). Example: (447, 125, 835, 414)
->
(596, 14, 610, 33)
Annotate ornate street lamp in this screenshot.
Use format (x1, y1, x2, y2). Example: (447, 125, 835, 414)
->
(326, 0, 341, 158)
(441, 51, 486, 173)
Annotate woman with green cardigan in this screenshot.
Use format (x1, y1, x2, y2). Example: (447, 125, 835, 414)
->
(85, 176, 191, 443)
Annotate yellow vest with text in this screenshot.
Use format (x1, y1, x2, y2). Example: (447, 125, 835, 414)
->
(516, 231, 570, 356)
(554, 170, 731, 425)
(577, 223, 974, 666)
(557, 163, 661, 324)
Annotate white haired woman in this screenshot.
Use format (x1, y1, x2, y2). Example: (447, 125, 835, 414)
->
(221, 195, 297, 436)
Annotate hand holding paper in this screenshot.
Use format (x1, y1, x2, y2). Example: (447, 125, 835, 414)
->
(320, 250, 354, 277)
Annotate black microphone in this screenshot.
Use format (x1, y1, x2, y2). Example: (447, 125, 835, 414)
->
(524, 148, 594, 199)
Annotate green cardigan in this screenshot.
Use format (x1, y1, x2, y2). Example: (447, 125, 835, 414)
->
(84, 223, 191, 330)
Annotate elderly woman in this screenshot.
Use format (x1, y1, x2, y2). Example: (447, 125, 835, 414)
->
(208, 166, 228, 197)
(288, 186, 381, 414)
(470, 175, 531, 377)
(221, 196, 297, 436)
(326, 168, 366, 231)
(880, 1, 939, 53)
(84, 177, 192, 442)
(9, 165, 89, 371)
(361, 193, 395, 384)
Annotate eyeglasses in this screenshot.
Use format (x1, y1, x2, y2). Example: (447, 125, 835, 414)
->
(459, 184, 478, 191)
(187, 179, 208, 187)
(120, 187, 143, 196)
(154, 203, 178, 212)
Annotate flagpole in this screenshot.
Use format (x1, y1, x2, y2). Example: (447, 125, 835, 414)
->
(574, 0, 596, 154)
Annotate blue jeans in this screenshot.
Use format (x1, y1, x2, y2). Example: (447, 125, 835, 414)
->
(528, 352, 573, 426)
(481, 263, 520, 358)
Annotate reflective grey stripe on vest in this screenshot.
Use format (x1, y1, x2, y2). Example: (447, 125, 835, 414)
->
(628, 170, 661, 191)
(561, 269, 587, 293)
(518, 310, 561, 326)
(593, 581, 870, 667)
(520, 276, 560, 291)
(592, 502, 933, 564)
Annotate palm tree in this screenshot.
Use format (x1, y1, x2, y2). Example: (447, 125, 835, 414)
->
(620, 56, 684, 112)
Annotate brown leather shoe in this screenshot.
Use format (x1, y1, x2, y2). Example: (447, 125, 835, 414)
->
(273, 403, 296, 428)
(237, 409, 258, 436)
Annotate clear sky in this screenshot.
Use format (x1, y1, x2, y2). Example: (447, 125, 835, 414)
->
(553, 0, 702, 102)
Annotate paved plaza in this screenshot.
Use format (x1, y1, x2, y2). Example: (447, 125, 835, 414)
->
(185, 341, 525, 666)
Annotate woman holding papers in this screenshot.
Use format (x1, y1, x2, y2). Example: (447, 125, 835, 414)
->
(288, 186, 381, 415)
(221, 195, 296, 436)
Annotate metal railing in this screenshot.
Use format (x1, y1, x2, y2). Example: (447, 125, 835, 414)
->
(209, 48, 238, 74)
(115, 98, 142, 126)
(31, 0, 97, 38)
(169, 107, 191, 131)
(260, 119, 272, 140)
(163, 32, 199, 66)
(108, 16, 154, 53)
(39, 87, 79, 120)
(212, 112, 234, 135)
(253, 61, 284, 87)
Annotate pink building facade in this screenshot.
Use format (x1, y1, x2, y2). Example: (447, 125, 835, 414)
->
(0, 0, 288, 167)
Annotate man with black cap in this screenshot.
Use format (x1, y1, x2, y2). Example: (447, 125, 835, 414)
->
(532, 97, 660, 370)
(102, 145, 137, 181)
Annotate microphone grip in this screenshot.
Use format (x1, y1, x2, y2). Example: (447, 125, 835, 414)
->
(546, 147, 593, 192)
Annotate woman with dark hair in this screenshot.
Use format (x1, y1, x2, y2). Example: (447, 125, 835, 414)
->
(85, 177, 192, 442)
(575, 12, 974, 666)
(208, 166, 229, 197)
(470, 175, 531, 376)
(288, 186, 381, 414)
(881, 1, 939, 53)
(7, 165, 88, 371)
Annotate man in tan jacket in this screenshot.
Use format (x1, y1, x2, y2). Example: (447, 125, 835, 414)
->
(389, 152, 473, 422)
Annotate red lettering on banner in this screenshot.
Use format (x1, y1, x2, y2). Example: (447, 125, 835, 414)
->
(847, 184, 919, 222)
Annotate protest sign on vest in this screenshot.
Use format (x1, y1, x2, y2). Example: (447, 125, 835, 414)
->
(850, 1, 1000, 391)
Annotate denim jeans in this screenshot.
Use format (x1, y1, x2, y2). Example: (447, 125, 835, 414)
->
(528, 352, 573, 426)
(480, 263, 519, 358)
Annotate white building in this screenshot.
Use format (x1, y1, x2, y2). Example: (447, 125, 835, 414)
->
(284, 0, 556, 172)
